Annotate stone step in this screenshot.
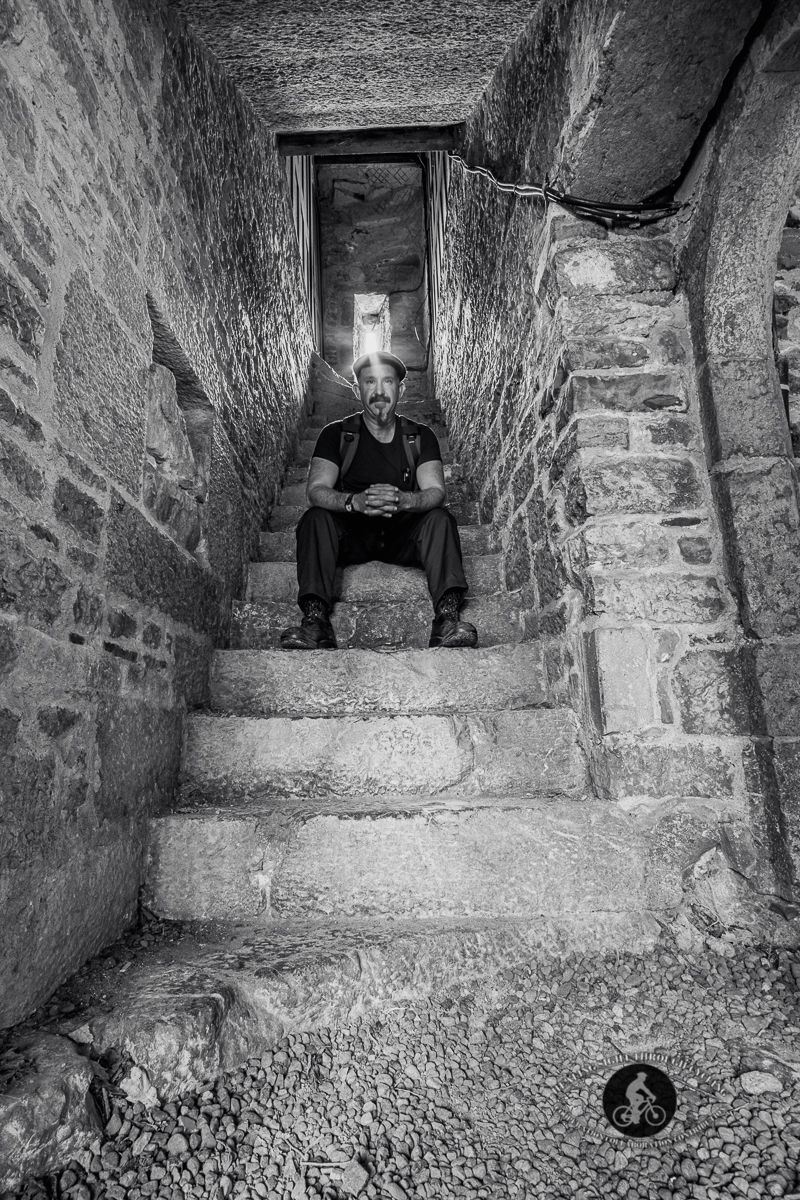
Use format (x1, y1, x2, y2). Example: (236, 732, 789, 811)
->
(180, 706, 586, 803)
(257, 522, 499, 561)
(230, 590, 531, 650)
(245, 555, 503, 605)
(268, 498, 480, 531)
(36, 912, 661, 1105)
(145, 793, 676, 929)
(210, 642, 549, 717)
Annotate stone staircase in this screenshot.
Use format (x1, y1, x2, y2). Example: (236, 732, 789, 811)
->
(84, 361, 665, 1097)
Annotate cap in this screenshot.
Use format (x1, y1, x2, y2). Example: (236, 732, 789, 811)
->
(351, 350, 407, 382)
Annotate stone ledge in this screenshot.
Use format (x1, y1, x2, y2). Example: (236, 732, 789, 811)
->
(245, 554, 504, 604)
(209, 641, 549, 717)
(230, 591, 531, 650)
(181, 706, 588, 802)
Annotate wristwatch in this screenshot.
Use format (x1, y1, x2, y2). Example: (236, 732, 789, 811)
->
(344, 493, 355, 513)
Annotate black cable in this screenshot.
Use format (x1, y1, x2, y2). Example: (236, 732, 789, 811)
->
(448, 152, 682, 228)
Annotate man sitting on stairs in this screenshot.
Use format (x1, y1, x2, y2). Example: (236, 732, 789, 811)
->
(280, 350, 479, 650)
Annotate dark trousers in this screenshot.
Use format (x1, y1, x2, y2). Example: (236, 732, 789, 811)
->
(296, 506, 468, 609)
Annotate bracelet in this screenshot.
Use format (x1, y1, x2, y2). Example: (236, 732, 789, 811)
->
(344, 493, 355, 513)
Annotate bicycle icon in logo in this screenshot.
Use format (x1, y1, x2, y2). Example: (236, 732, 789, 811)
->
(603, 1063, 677, 1138)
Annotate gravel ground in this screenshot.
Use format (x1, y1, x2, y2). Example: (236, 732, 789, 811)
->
(8, 931, 800, 1200)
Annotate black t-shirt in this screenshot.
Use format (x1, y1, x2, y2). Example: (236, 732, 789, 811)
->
(312, 417, 441, 493)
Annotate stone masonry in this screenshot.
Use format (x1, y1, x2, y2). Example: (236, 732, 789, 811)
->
(433, 1, 800, 930)
(0, 0, 312, 1028)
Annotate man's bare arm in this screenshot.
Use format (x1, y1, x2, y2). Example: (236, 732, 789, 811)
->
(305, 458, 420, 516)
(306, 457, 350, 510)
(394, 459, 447, 511)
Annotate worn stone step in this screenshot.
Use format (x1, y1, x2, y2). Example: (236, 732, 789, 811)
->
(145, 794, 688, 929)
(268, 498, 481, 531)
(210, 642, 548, 717)
(245, 555, 503, 605)
(230, 590, 531, 650)
(257, 522, 499, 561)
(180, 706, 586, 803)
(33, 912, 661, 1109)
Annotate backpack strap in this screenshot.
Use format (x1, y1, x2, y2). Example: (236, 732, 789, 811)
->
(337, 413, 361, 490)
(337, 413, 423, 492)
(399, 416, 422, 492)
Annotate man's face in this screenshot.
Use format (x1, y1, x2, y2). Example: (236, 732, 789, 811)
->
(355, 361, 404, 424)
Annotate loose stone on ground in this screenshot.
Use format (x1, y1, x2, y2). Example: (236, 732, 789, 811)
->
(7, 930, 800, 1200)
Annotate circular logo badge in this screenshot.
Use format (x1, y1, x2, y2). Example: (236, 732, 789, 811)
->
(602, 1062, 677, 1138)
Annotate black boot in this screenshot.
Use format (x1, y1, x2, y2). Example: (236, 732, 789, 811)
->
(280, 595, 338, 650)
(429, 588, 477, 648)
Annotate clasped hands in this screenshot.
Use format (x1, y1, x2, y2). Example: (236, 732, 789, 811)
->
(352, 484, 408, 517)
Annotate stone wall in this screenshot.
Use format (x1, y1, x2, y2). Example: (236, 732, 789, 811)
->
(678, 4, 800, 905)
(773, 192, 800, 455)
(434, 2, 798, 930)
(0, 0, 312, 1026)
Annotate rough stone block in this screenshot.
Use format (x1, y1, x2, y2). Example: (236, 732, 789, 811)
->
(53, 477, 104, 543)
(15, 198, 56, 267)
(143, 463, 202, 552)
(182, 707, 586, 802)
(591, 572, 725, 623)
(673, 647, 762, 736)
(564, 371, 686, 414)
(708, 358, 790, 460)
(678, 536, 712, 564)
(571, 520, 672, 570)
(107, 608, 136, 639)
(0, 266, 43, 360)
(145, 364, 198, 487)
(0, 212, 50, 302)
(552, 239, 675, 296)
(571, 454, 702, 519)
(97, 697, 181, 820)
(72, 583, 103, 632)
(551, 416, 628, 481)
(0, 386, 43, 442)
(561, 297, 687, 370)
(174, 632, 211, 707)
(755, 644, 800, 738)
(210, 643, 549, 718)
(0, 530, 70, 628)
(106, 490, 224, 636)
(634, 414, 697, 451)
(0, 432, 44, 499)
(593, 738, 736, 800)
(147, 797, 684, 923)
(778, 227, 800, 270)
(773, 739, 800, 880)
(0, 1033, 98, 1191)
(587, 627, 656, 733)
(0, 61, 37, 174)
(54, 271, 148, 494)
(714, 459, 800, 638)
